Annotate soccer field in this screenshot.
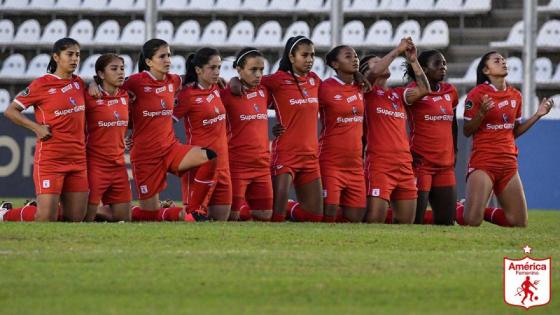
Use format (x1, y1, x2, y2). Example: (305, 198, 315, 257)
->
(0, 207, 558, 315)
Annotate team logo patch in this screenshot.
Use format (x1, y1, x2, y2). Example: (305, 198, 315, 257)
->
(444, 93, 451, 101)
(42, 180, 50, 189)
(253, 104, 259, 112)
(168, 84, 174, 92)
(511, 100, 517, 108)
(114, 111, 120, 121)
(352, 106, 358, 115)
(258, 89, 265, 98)
(160, 99, 166, 108)
(504, 245, 551, 309)
(120, 97, 127, 105)
(73, 82, 80, 90)
(309, 78, 315, 86)
(503, 113, 509, 123)
(69, 97, 77, 106)
(465, 100, 473, 110)
(371, 188, 380, 197)
(21, 87, 30, 97)
(440, 106, 447, 114)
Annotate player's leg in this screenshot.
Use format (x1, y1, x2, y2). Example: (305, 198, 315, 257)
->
(429, 186, 457, 225)
(178, 147, 217, 214)
(207, 171, 232, 221)
(0, 200, 37, 222)
(365, 197, 389, 223)
(246, 178, 273, 221)
(271, 173, 293, 222)
(230, 178, 249, 221)
(463, 170, 494, 226)
(60, 192, 88, 222)
(496, 172, 528, 227)
(390, 199, 417, 224)
(35, 194, 60, 221)
(414, 191, 430, 224)
(339, 173, 367, 223)
(322, 174, 342, 222)
(293, 178, 324, 222)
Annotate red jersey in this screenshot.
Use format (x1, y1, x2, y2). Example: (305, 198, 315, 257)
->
(85, 87, 129, 166)
(262, 70, 321, 157)
(406, 82, 458, 167)
(123, 71, 182, 162)
(318, 76, 364, 171)
(464, 82, 522, 168)
(173, 84, 229, 170)
(222, 85, 270, 176)
(14, 74, 86, 167)
(364, 86, 411, 164)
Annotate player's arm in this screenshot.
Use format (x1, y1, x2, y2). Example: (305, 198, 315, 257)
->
(368, 37, 410, 77)
(4, 102, 51, 141)
(403, 42, 431, 105)
(513, 97, 554, 138)
(463, 94, 493, 137)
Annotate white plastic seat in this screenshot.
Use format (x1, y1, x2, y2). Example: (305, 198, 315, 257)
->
(215, 0, 241, 11)
(449, 57, 480, 85)
(0, 89, 10, 113)
(82, 0, 109, 10)
(69, 19, 94, 45)
(119, 54, 134, 77)
(29, 0, 55, 8)
(227, 20, 255, 46)
(365, 20, 393, 48)
(254, 20, 282, 47)
(241, 0, 268, 11)
(220, 56, 237, 82)
(13, 19, 41, 44)
(392, 20, 421, 45)
(312, 57, 326, 79)
(268, 0, 296, 11)
(378, 0, 406, 11)
(542, 94, 560, 119)
(282, 21, 310, 42)
(434, 0, 462, 12)
(159, 0, 188, 10)
(387, 56, 406, 84)
(407, 0, 434, 11)
(79, 54, 100, 79)
(537, 19, 560, 48)
(0, 19, 15, 44)
(120, 20, 145, 46)
(170, 55, 186, 75)
(342, 20, 365, 46)
(311, 21, 331, 48)
(538, 0, 560, 11)
(40, 19, 67, 44)
(420, 20, 449, 48)
(462, 0, 491, 12)
(56, 0, 82, 9)
(156, 20, 174, 43)
(490, 20, 523, 48)
(188, 0, 214, 10)
(506, 56, 523, 84)
(200, 20, 227, 45)
(135, 0, 146, 9)
(173, 20, 200, 46)
(348, 0, 379, 12)
(534, 57, 553, 84)
(94, 20, 120, 44)
(25, 54, 50, 79)
(3, 0, 29, 9)
(107, 0, 134, 10)
(0, 54, 26, 78)
(296, 0, 324, 12)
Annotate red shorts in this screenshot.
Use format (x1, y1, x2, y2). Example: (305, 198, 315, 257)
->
(132, 143, 193, 200)
(467, 166, 517, 195)
(413, 162, 456, 192)
(271, 153, 321, 186)
(33, 162, 88, 195)
(87, 162, 132, 205)
(365, 159, 417, 201)
(231, 174, 273, 211)
(321, 169, 366, 208)
(182, 168, 232, 206)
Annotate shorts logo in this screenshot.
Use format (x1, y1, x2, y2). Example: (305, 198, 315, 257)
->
(504, 245, 551, 309)
(371, 188, 380, 197)
(323, 190, 327, 198)
(140, 185, 148, 194)
(42, 180, 50, 189)
(465, 100, 473, 110)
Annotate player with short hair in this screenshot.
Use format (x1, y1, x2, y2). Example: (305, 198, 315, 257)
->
(462, 51, 554, 227)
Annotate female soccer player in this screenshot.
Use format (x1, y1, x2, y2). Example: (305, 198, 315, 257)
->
(361, 37, 431, 224)
(221, 47, 272, 221)
(173, 47, 231, 221)
(404, 50, 459, 225)
(4, 37, 88, 222)
(462, 51, 554, 227)
(83, 53, 132, 222)
(319, 45, 366, 222)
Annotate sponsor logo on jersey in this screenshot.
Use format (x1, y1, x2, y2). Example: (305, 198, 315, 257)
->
(392, 102, 398, 110)
(421, 96, 429, 101)
(48, 88, 57, 95)
(392, 92, 400, 99)
(288, 97, 318, 105)
(334, 94, 342, 101)
(97, 111, 128, 127)
(465, 100, 473, 110)
(195, 97, 203, 104)
(253, 104, 259, 112)
(336, 116, 363, 123)
(347, 94, 358, 103)
(424, 114, 453, 122)
(214, 106, 220, 114)
(73, 82, 80, 90)
(144, 86, 152, 93)
(302, 87, 309, 97)
(503, 113, 509, 123)
(155, 86, 166, 94)
(258, 89, 265, 98)
(444, 93, 451, 101)
(283, 80, 293, 85)
(486, 114, 515, 130)
(432, 96, 443, 102)
(440, 106, 447, 114)
(96, 99, 104, 105)
(511, 100, 517, 108)
(202, 113, 226, 126)
(120, 97, 127, 105)
(498, 100, 509, 109)
(168, 84, 174, 92)
(240, 113, 267, 121)
(377, 106, 405, 119)
(352, 106, 358, 115)
(61, 83, 73, 93)
(54, 104, 85, 117)
(246, 92, 257, 99)
(114, 111, 121, 121)
(376, 90, 385, 96)
(142, 109, 173, 117)
(69, 97, 77, 106)
(206, 93, 215, 103)
(107, 99, 119, 106)
(309, 78, 315, 86)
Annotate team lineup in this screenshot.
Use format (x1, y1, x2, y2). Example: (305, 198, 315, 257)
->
(0, 35, 555, 226)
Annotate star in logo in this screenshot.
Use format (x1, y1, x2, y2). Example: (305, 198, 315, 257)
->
(523, 245, 532, 254)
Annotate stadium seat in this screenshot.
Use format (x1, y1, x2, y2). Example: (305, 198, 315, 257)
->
(365, 20, 393, 48)
(173, 20, 200, 46)
(312, 57, 326, 79)
(55, 0, 82, 9)
(311, 21, 331, 48)
(407, 0, 434, 11)
(490, 20, 523, 48)
(188, 0, 215, 10)
(120, 54, 134, 77)
(462, 0, 491, 12)
(200, 20, 227, 45)
(448, 57, 480, 85)
(282, 21, 310, 42)
(220, 56, 237, 82)
(254, 20, 282, 47)
(2, 0, 29, 10)
(170, 55, 186, 75)
(387, 56, 406, 84)
(538, 0, 560, 12)
(29, 0, 55, 9)
(392, 20, 421, 45)
(227, 21, 255, 46)
(69, 19, 94, 45)
(40, 19, 67, 44)
(13, 19, 41, 44)
(241, 0, 268, 11)
(506, 56, 523, 84)
(536, 20, 560, 48)
(551, 62, 560, 83)
(215, 0, 241, 11)
(0, 54, 26, 78)
(296, 0, 325, 12)
(135, 0, 146, 9)
(25, 54, 50, 79)
(82, 0, 109, 10)
(534, 57, 553, 84)
(156, 20, 174, 43)
(0, 89, 10, 113)
(456, 94, 467, 119)
(79, 54, 100, 79)
(543, 94, 560, 119)
(159, 0, 188, 10)
(342, 20, 365, 46)
(0, 19, 15, 44)
(268, 0, 296, 11)
(434, 0, 463, 12)
(120, 20, 145, 46)
(107, 0, 135, 10)
(378, 0, 406, 11)
(93, 20, 120, 44)
(343, 0, 352, 10)
(420, 20, 449, 48)
(347, 0, 379, 12)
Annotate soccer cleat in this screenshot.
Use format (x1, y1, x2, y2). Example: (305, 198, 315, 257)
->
(160, 199, 176, 208)
(0, 201, 13, 222)
(191, 209, 209, 222)
(23, 199, 37, 207)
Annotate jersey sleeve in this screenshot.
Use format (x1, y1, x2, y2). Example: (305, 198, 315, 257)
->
(451, 86, 459, 109)
(463, 89, 482, 121)
(171, 73, 182, 92)
(515, 92, 523, 121)
(122, 75, 138, 104)
(13, 79, 44, 110)
(172, 89, 190, 121)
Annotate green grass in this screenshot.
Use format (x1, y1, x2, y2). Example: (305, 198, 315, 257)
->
(0, 199, 559, 315)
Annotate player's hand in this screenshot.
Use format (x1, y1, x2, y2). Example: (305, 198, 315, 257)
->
(36, 124, 52, 141)
(397, 37, 411, 54)
(217, 77, 227, 90)
(536, 97, 554, 117)
(125, 135, 133, 151)
(354, 71, 372, 93)
(229, 77, 245, 96)
(405, 41, 418, 63)
(272, 123, 286, 137)
(88, 83, 102, 98)
(479, 94, 494, 116)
